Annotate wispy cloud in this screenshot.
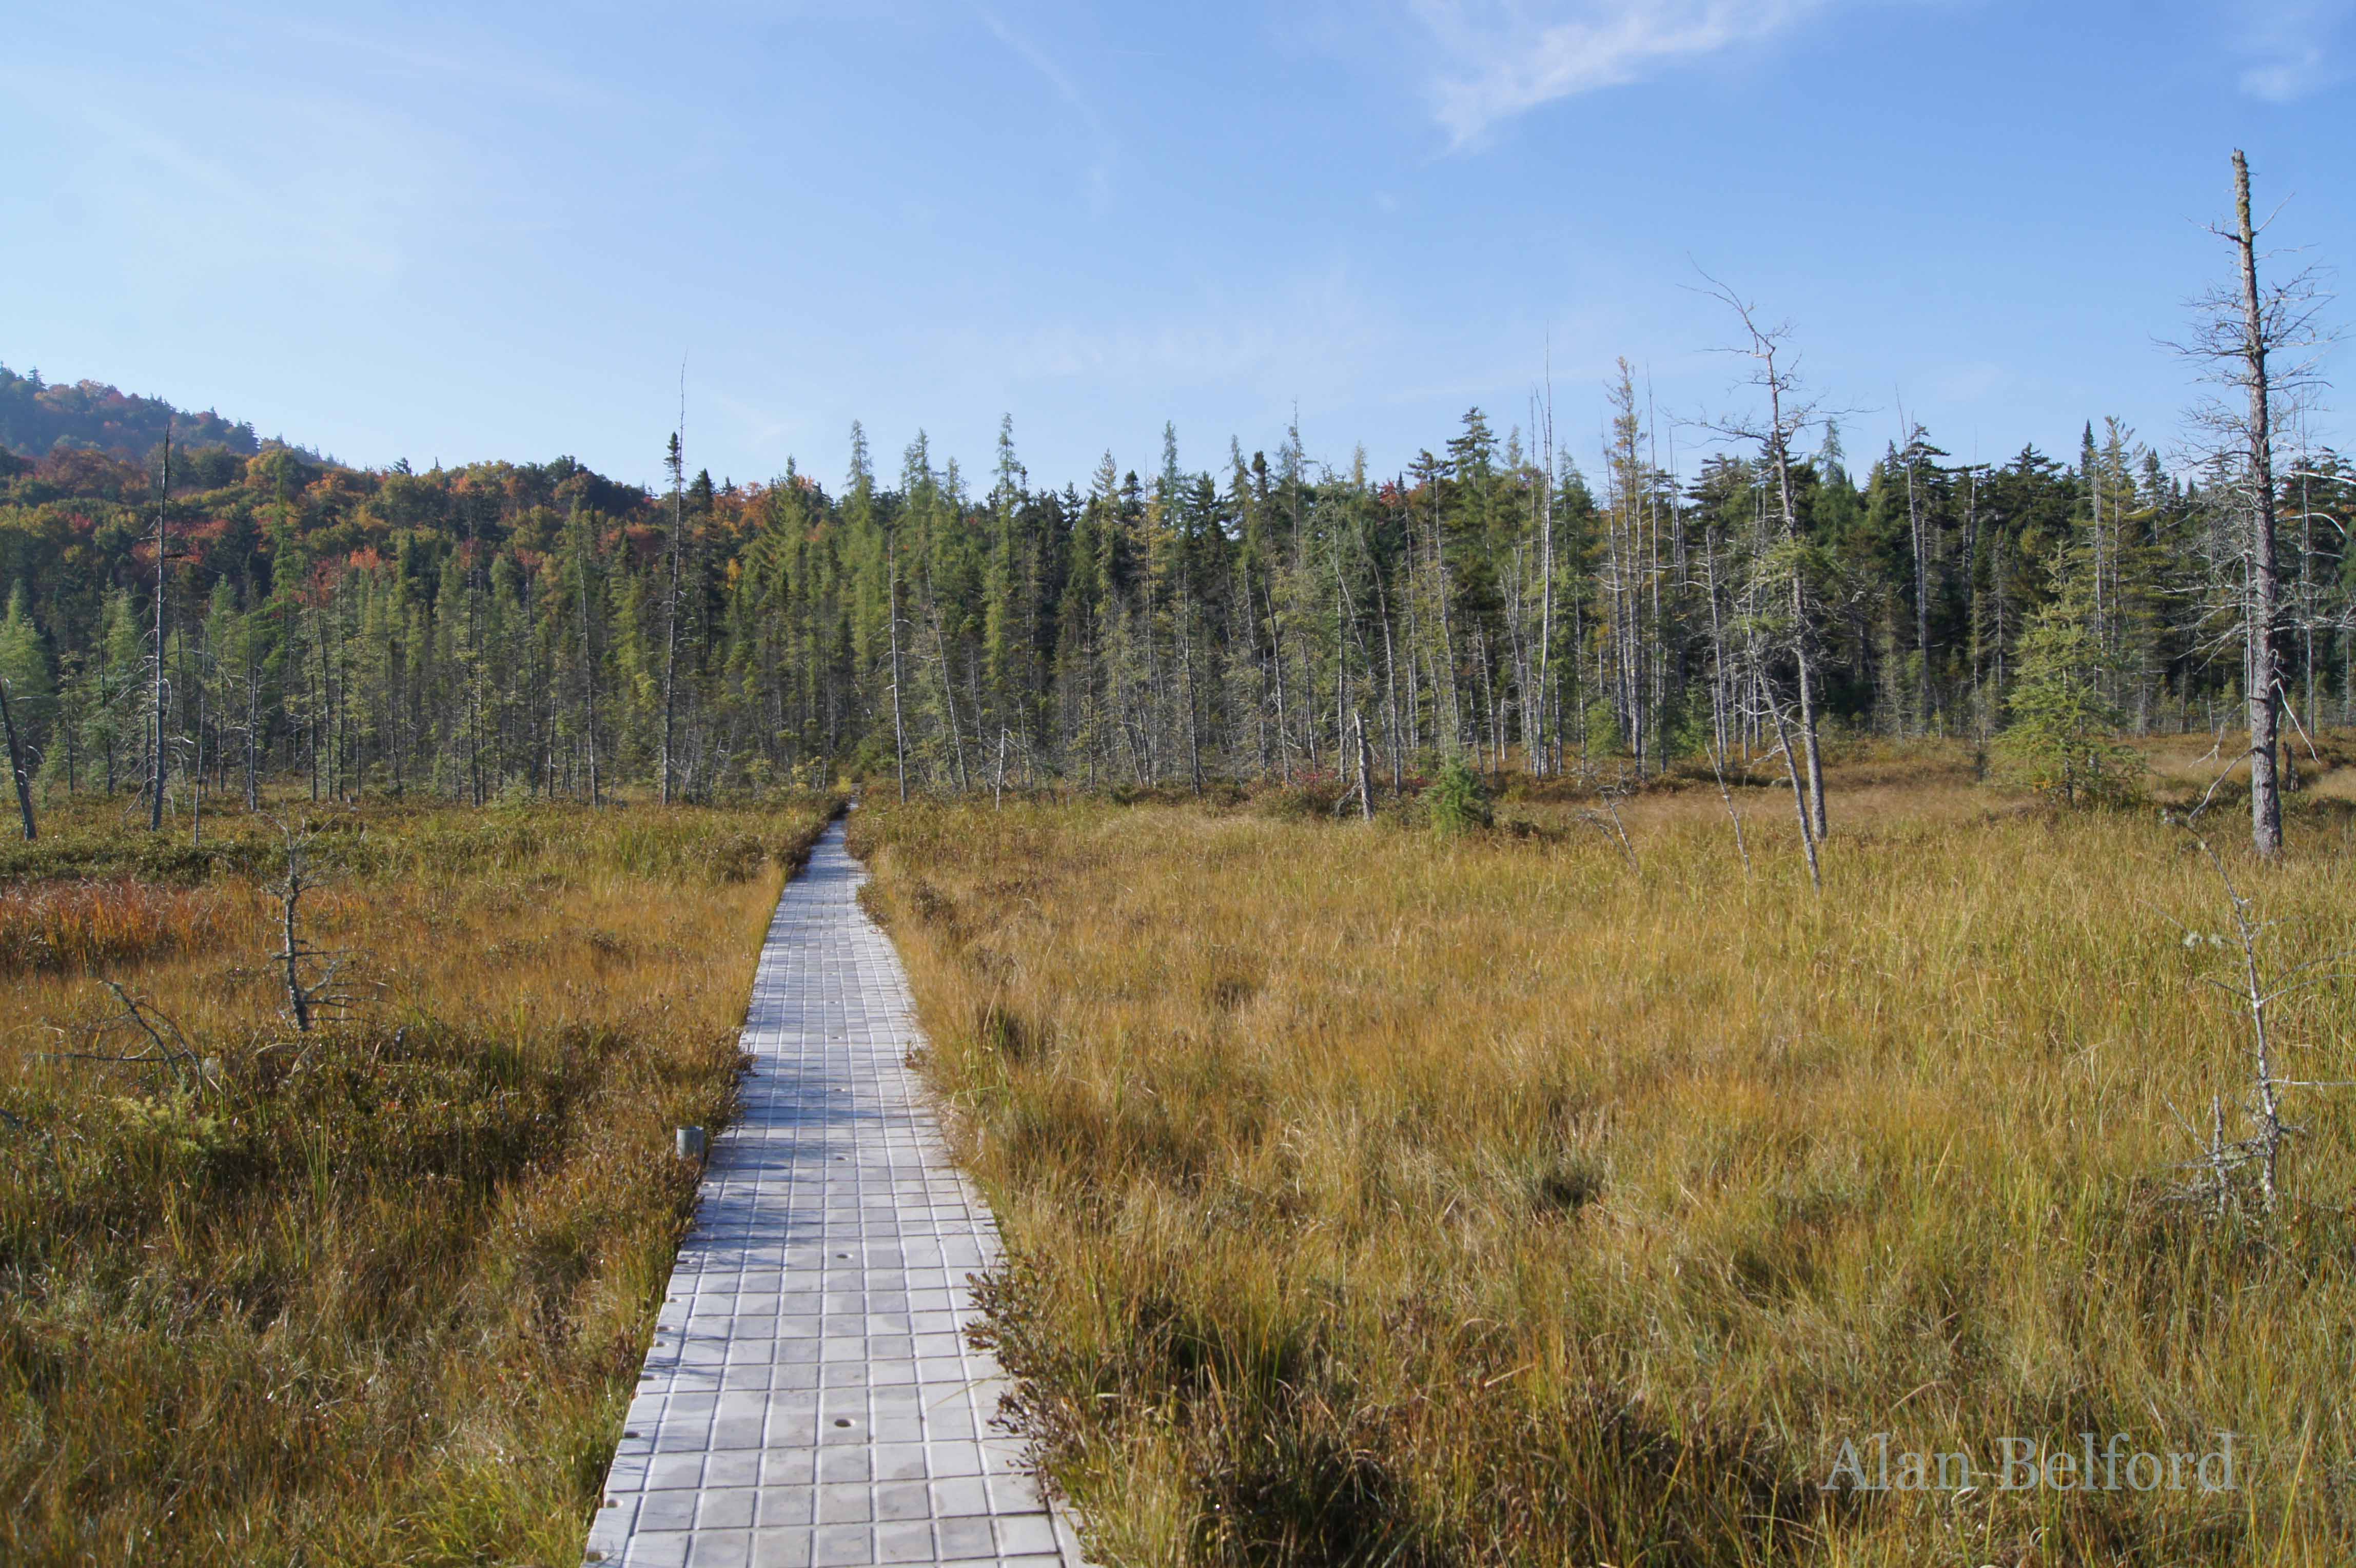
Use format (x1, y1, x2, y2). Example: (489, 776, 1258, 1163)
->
(975, 7, 1117, 212)
(934, 263, 1389, 427)
(1926, 359, 2008, 405)
(2234, 0, 2353, 100)
(1411, 0, 1831, 146)
(0, 58, 447, 285)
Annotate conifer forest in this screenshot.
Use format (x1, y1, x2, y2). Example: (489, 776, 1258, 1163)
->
(4, 359, 2350, 820)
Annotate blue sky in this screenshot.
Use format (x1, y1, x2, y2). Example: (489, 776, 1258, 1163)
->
(3, 1, 2349, 494)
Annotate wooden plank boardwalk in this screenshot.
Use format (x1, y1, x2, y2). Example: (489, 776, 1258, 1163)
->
(583, 818, 1083, 1568)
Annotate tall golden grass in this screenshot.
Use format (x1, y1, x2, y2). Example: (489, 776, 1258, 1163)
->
(0, 795, 837, 1567)
(854, 750, 2356, 1565)
(0, 879, 229, 973)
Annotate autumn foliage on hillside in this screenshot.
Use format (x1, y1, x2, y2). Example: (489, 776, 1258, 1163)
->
(0, 362, 271, 468)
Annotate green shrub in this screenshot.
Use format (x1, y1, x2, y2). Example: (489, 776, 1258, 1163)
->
(1426, 757, 1492, 836)
(1993, 586, 2144, 807)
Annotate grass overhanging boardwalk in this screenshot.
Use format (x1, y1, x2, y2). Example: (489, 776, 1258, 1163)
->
(585, 818, 1081, 1568)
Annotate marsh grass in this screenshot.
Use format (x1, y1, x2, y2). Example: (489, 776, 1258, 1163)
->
(854, 746, 2356, 1565)
(0, 793, 837, 1567)
(0, 879, 231, 973)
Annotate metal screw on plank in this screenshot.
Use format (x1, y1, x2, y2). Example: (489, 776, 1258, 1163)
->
(676, 1126, 707, 1160)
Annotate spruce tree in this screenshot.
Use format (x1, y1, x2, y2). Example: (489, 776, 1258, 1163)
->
(1995, 575, 2141, 806)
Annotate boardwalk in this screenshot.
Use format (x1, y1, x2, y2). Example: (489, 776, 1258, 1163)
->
(584, 819, 1082, 1568)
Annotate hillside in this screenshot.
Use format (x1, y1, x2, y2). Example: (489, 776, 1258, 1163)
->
(0, 362, 317, 466)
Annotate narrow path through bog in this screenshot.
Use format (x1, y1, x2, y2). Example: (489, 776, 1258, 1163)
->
(584, 818, 1083, 1568)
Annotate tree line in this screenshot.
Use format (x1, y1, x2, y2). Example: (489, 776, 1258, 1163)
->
(0, 396, 2341, 792)
(0, 156, 2339, 858)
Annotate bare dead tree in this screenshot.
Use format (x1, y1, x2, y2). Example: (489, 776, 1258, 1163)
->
(888, 520, 909, 803)
(1724, 525, 1824, 892)
(1762, 691, 1823, 893)
(149, 422, 173, 832)
(0, 672, 33, 840)
(1895, 393, 1935, 734)
(1704, 730, 1751, 877)
(239, 588, 264, 810)
(2163, 805, 2355, 1218)
(2167, 150, 2340, 859)
(1528, 341, 1559, 778)
(661, 365, 688, 807)
(266, 814, 361, 1032)
(181, 605, 211, 850)
(571, 498, 602, 808)
(1695, 271, 1832, 840)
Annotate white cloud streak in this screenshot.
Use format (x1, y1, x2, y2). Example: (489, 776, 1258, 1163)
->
(930, 264, 1392, 441)
(1412, 0, 1830, 146)
(975, 7, 1117, 212)
(2234, 0, 2353, 100)
(0, 58, 452, 286)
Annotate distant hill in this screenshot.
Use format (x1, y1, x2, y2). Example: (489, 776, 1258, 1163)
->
(0, 362, 322, 465)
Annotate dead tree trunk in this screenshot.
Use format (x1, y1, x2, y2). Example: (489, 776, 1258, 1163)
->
(1898, 403, 1934, 734)
(1770, 698, 1822, 893)
(1700, 274, 1828, 837)
(1771, 409, 1828, 838)
(150, 426, 172, 832)
(573, 502, 602, 808)
(0, 675, 34, 840)
(2234, 149, 2284, 859)
(661, 423, 685, 807)
(887, 526, 909, 803)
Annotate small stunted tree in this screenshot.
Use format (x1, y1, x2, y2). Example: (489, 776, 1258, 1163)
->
(268, 815, 358, 1032)
(1426, 754, 1490, 836)
(2165, 811, 2355, 1220)
(1996, 580, 2143, 806)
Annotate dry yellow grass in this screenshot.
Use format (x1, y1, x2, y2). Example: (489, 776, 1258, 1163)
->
(854, 750, 2356, 1565)
(0, 796, 837, 1567)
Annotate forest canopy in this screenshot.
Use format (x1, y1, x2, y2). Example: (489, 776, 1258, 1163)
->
(0, 357, 2348, 811)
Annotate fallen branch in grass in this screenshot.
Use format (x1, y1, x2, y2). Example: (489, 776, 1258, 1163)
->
(44, 982, 215, 1097)
(1576, 787, 1640, 873)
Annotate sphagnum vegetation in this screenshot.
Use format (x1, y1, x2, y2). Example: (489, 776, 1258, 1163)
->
(854, 745, 2356, 1566)
(0, 793, 836, 1567)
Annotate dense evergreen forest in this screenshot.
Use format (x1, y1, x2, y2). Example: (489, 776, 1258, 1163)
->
(0, 359, 2350, 813)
